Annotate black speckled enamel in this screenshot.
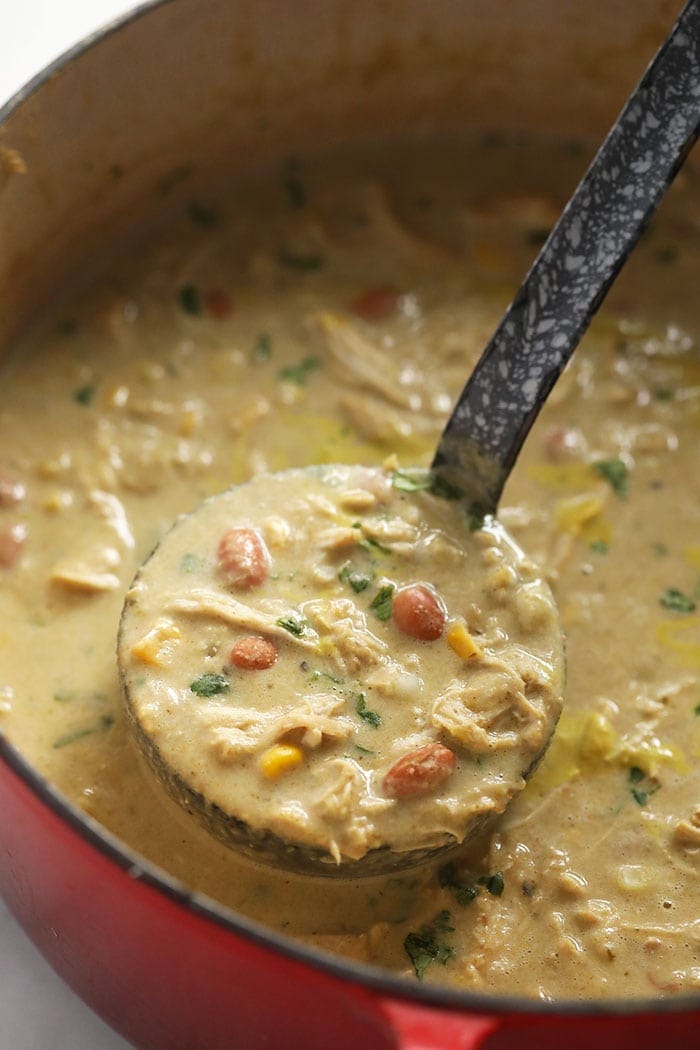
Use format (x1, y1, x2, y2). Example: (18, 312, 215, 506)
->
(433, 0, 700, 511)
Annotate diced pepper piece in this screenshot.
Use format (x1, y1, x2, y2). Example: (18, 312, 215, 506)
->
(446, 621, 480, 660)
(259, 743, 304, 780)
(555, 494, 604, 535)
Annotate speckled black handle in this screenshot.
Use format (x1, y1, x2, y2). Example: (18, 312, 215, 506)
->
(432, 0, 700, 512)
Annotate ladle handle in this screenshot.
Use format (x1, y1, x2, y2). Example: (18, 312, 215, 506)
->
(432, 0, 700, 512)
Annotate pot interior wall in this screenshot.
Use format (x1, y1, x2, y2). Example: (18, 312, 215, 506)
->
(0, 0, 684, 348)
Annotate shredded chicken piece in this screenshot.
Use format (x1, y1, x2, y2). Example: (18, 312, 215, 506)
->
(169, 589, 319, 649)
(431, 658, 547, 754)
(309, 311, 415, 409)
(304, 598, 388, 675)
(205, 693, 353, 761)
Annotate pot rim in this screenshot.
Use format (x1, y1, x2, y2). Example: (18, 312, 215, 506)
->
(1, 0, 698, 1021)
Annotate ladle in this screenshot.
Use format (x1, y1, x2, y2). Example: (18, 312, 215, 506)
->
(118, 1, 699, 878)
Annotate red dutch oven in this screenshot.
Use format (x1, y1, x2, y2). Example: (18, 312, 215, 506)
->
(0, 2, 698, 1046)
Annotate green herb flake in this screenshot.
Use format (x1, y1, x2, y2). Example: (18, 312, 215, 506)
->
(652, 542, 669, 557)
(653, 246, 678, 265)
(282, 160, 307, 209)
(355, 693, 382, 728)
(277, 356, 320, 385)
(190, 673, 230, 697)
(466, 502, 487, 531)
(659, 587, 696, 614)
(309, 669, 344, 685)
(590, 540, 609, 554)
(178, 284, 202, 316)
(694, 703, 700, 716)
(276, 615, 307, 637)
(187, 200, 221, 229)
(438, 863, 479, 906)
(353, 743, 375, 756)
(53, 690, 74, 703)
(369, 584, 395, 621)
(404, 910, 455, 980)
(593, 458, 628, 498)
(53, 727, 96, 749)
(74, 384, 95, 406)
(252, 332, 272, 362)
(654, 388, 675, 402)
(391, 469, 462, 501)
(628, 766, 660, 807)
(179, 553, 203, 574)
(277, 248, 324, 272)
(478, 871, 505, 897)
(525, 227, 552, 247)
(339, 565, 373, 593)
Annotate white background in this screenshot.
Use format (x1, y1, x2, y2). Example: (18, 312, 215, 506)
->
(1, 7, 141, 1048)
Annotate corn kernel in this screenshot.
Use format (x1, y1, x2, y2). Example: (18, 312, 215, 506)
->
(446, 621, 480, 660)
(259, 743, 304, 780)
(131, 620, 181, 666)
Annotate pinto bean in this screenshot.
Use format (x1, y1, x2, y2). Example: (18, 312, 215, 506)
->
(217, 527, 271, 589)
(0, 524, 27, 568)
(383, 742, 456, 799)
(0, 470, 25, 507)
(392, 584, 445, 641)
(229, 635, 277, 670)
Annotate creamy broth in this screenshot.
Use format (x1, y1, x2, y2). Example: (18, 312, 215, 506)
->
(0, 136, 698, 999)
(119, 464, 563, 869)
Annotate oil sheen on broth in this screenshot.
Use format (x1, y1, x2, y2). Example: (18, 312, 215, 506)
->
(0, 136, 698, 1000)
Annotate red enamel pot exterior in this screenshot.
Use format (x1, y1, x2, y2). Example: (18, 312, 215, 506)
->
(1, 2, 699, 1047)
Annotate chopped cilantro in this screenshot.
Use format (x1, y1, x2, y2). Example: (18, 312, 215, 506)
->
(190, 673, 230, 697)
(276, 615, 307, 637)
(525, 226, 552, 247)
(74, 384, 95, 406)
(53, 690, 74, 703)
(628, 766, 660, 806)
(438, 863, 479, 906)
(654, 388, 675, 402)
(339, 565, 373, 593)
(659, 587, 696, 614)
(179, 553, 203, 574)
(353, 743, 375, 756)
(52, 714, 114, 749)
(277, 249, 323, 272)
(252, 332, 272, 362)
(369, 584, 395, 621)
(593, 458, 628, 498)
(53, 727, 96, 749)
(391, 469, 462, 501)
(653, 245, 678, 265)
(277, 356, 320, 384)
(590, 540, 609, 554)
(478, 871, 505, 897)
(187, 200, 221, 229)
(652, 542, 669, 556)
(466, 502, 487, 531)
(404, 910, 455, 980)
(694, 703, 700, 716)
(178, 284, 202, 316)
(282, 160, 307, 209)
(309, 669, 344, 685)
(355, 693, 382, 728)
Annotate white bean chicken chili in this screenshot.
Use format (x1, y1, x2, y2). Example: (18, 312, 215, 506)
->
(0, 134, 698, 998)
